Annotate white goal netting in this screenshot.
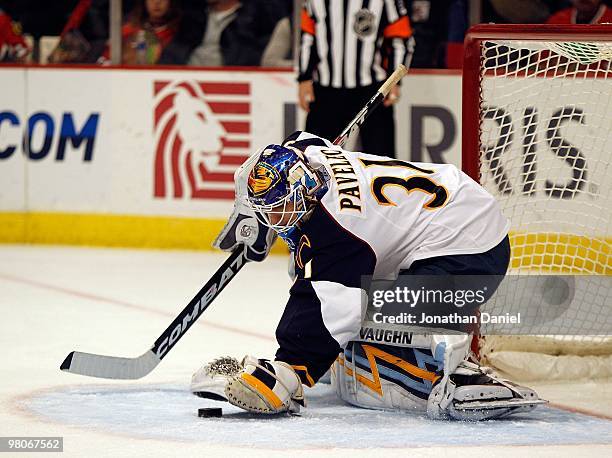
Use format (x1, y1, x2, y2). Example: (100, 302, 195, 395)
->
(468, 30, 612, 380)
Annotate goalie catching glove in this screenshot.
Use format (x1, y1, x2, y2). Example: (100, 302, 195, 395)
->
(191, 356, 304, 414)
(225, 356, 305, 414)
(191, 356, 242, 401)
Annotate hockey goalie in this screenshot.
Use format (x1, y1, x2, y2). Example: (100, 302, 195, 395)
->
(191, 131, 545, 421)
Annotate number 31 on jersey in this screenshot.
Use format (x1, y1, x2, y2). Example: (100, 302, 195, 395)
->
(359, 158, 449, 210)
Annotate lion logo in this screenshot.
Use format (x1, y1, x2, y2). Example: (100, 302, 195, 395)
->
(153, 80, 251, 200)
(248, 163, 280, 197)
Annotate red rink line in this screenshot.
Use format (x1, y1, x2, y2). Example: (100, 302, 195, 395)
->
(549, 402, 612, 421)
(0, 271, 273, 343)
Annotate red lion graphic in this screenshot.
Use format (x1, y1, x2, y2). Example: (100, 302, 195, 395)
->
(153, 80, 251, 200)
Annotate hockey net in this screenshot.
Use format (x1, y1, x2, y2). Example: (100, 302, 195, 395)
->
(463, 25, 612, 381)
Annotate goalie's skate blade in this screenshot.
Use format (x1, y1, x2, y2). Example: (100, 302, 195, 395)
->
(60, 350, 161, 380)
(454, 398, 548, 411)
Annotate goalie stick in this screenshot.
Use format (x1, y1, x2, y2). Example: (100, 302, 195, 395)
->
(60, 247, 247, 379)
(333, 64, 408, 147)
(60, 65, 408, 380)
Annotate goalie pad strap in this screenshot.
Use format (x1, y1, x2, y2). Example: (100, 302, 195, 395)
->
(240, 372, 284, 409)
(291, 365, 316, 387)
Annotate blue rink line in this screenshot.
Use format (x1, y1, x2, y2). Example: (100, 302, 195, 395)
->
(23, 383, 612, 449)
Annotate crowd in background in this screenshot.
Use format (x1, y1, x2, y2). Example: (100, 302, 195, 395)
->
(0, 0, 611, 67)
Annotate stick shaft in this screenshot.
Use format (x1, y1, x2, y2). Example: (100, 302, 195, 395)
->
(152, 247, 247, 360)
(333, 65, 408, 146)
(60, 247, 248, 379)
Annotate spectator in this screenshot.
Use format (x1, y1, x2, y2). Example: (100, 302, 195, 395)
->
(409, 0, 453, 69)
(0, 7, 30, 62)
(100, 0, 181, 65)
(0, 0, 77, 40)
(187, 0, 241, 66)
(297, 1, 414, 157)
(484, 0, 559, 23)
(260, 4, 292, 67)
(446, 0, 469, 69)
(547, 0, 612, 23)
(48, 0, 135, 64)
(159, 0, 285, 66)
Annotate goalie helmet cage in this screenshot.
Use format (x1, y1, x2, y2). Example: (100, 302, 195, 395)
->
(462, 24, 612, 381)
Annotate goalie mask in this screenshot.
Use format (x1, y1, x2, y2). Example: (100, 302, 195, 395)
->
(245, 144, 327, 237)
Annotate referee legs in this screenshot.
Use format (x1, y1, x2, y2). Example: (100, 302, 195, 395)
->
(305, 84, 396, 158)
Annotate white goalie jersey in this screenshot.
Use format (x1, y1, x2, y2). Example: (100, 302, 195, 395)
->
(265, 132, 510, 387)
(302, 143, 510, 280)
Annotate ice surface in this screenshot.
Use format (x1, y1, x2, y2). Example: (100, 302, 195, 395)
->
(22, 383, 612, 449)
(1, 245, 611, 457)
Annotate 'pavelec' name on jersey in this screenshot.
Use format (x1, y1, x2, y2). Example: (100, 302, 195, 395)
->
(320, 149, 362, 212)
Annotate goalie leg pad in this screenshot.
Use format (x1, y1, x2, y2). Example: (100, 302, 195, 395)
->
(225, 356, 304, 414)
(330, 333, 469, 413)
(331, 341, 443, 412)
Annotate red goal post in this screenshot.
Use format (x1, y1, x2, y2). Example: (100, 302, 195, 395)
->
(461, 24, 612, 380)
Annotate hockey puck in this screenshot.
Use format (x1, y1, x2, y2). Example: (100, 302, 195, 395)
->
(198, 407, 222, 418)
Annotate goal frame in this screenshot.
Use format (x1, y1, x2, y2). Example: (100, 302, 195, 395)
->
(461, 24, 612, 182)
(461, 24, 612, 374)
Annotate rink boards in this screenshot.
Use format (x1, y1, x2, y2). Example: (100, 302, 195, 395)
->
(0, 66, 461, 249)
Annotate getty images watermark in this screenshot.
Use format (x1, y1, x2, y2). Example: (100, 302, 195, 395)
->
(361, 274, 612, 335)
(369, 283, 520, 326)
(362, 275, 517, 333)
